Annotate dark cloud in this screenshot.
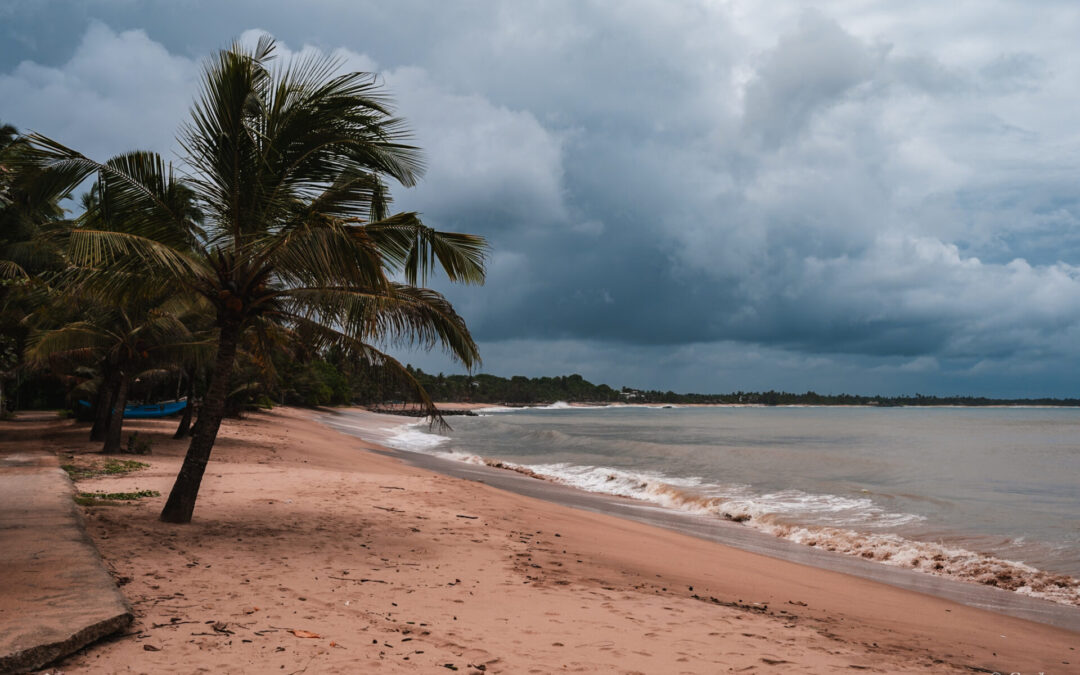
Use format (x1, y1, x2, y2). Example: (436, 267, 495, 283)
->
(4, 2, 1080, 395)
(741, 11, 880, 149)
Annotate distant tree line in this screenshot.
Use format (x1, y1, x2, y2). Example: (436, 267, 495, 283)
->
(406, 371, 1080, 407)
(10, 352, 1080, 411)
(409, 370, 621, 404)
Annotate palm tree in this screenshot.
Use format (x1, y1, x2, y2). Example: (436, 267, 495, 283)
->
(27, 37, 486, 523)
(0, 121, 79, 413)
(26, 296, 199, 452)
(73, 157, 205, 442)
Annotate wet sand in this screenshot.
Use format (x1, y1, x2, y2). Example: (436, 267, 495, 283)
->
(8, 406, 1077, 673)
(372, 432, 1080, 631)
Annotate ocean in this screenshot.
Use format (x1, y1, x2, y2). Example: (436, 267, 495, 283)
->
(338, 404, 1080, 606)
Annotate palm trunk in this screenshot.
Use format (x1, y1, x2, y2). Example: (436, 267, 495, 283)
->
(102, 374, 129, 453)
(160, 324, 240, 524)
(173, 367, 196, 439)
(89, 368, 116, 441)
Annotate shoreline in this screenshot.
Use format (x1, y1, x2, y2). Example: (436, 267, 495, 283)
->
(327, 408, 1080, 631)
(368, 400, 1080, 412)
(6, 407, 1076, 672)
(347, 405, 1080, 611)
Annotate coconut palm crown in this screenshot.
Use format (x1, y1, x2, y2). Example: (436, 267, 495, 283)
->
(26, 36, 487, 523)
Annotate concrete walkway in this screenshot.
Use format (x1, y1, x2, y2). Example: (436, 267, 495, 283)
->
(0, 449, 132, 673)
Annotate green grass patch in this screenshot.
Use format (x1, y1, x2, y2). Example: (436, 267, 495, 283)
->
(62, 459, 149, 481)
(75, 489, 160, 506)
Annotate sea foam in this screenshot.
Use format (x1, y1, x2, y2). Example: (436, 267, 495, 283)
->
(374, 417, 1080, 606)
(385, 424, 451, 451)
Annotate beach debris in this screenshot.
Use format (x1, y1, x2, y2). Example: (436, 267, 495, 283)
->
(692, 594, 770, 613)
(151, 619, 199, 629)
(456, 514, 479, 519)
(291, 629, 322, 638)
(330, 575, 387, 583)
(143, 644, 161, 651)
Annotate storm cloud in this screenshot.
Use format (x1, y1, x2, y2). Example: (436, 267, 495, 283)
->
(3, 1, 1080, 395)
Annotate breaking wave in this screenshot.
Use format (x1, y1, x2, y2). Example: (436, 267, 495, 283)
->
(385, 425, 451, 451)
(378, 420, 1080, 606)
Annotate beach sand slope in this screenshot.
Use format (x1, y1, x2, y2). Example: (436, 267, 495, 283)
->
(4, 407, 1074, 674)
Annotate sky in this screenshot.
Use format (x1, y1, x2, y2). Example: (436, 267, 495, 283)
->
(3, 1, 1080, 397)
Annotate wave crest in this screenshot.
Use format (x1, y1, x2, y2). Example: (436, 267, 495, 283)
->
(371, 417, 1080, 606)
(449, 456, 1080, 606)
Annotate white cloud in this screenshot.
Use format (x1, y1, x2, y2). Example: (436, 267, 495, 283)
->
(232, 29, 570, 229)
(0, 21, 197, 159)
(796, 235, 1080, 358)
(385, 66, 568, 226)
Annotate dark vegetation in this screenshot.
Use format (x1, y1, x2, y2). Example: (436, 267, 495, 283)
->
(1, 39, 486, 522)
(409, 368, 1080, 407)
(75, 489, 160, 506)
(60, 458, 149, 481)
(13, 349, 1080, 419)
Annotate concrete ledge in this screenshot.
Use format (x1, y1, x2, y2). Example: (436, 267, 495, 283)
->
(0, 453, 133, 674)
(0, 613, 132, 674)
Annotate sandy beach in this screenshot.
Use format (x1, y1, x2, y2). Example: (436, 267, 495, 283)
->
(8, 407, 1077, 674)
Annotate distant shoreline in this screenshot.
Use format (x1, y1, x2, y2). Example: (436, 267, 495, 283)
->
(364, 400, 1080, 417)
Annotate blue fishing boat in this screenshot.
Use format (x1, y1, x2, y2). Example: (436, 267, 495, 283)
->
(77, 398, 188, 419)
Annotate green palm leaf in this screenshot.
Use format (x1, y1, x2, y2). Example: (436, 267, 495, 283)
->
(360, 213, 487, 285)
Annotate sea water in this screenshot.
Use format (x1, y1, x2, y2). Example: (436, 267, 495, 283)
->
(346, 405, 1080, 605)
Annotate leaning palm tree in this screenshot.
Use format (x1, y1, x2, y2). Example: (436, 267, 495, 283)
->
(26, 37, 486, 523)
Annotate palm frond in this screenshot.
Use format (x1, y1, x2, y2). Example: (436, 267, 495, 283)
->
(21, 138, 191, 237)
(263, 219, 388, 293)
(24, 322, 112, 367)
(0, 259, 28, 279)
(68, 229, 204, 287)
(278, 283, 480, 370)
(359, 213, 487, 285)
(283, 314, 447, 429)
